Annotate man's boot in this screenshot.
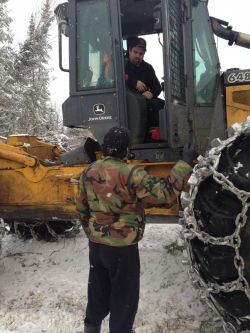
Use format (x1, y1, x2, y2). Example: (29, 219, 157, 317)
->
(83, 324, 101, 333)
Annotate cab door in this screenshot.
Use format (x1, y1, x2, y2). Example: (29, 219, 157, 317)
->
(63, 0, 126, 143)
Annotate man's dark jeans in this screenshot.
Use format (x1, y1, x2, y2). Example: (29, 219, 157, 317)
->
(84, 241, 140, 333)
(146, 98, 165, 127)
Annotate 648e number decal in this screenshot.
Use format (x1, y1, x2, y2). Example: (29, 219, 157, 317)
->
(227, 71, 250, 84)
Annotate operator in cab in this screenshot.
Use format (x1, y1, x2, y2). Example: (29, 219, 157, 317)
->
(125, 37, 164, 129)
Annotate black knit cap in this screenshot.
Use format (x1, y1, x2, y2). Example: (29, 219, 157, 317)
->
(102, 127, 129, 158)
(128, 37, 147, 51)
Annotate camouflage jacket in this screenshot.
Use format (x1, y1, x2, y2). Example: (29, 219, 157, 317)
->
(76, 156, 192, 246)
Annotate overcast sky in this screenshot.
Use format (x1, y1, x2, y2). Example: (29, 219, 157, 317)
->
(7, 0, 250, 108)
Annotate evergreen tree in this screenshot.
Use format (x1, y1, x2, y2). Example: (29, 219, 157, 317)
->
(0, 0, 16, 137)
(13, 0, 59, 138)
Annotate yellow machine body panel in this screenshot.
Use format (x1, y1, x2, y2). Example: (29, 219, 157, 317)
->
(0, 163, 84, 221)
(226, 84, 250, 128)
(0, 137, 178, 222)
(0, 136, 82, 221)
(7, 135, 64, 160)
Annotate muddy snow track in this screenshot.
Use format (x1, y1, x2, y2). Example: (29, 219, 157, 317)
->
(0, 224, 222, 333)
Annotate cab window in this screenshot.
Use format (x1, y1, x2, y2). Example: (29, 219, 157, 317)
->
(76, 0, 115, 91)
(192, 2, 220, 105)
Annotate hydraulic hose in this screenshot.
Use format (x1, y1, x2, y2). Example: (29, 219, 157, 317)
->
(210, 16, 250, 49)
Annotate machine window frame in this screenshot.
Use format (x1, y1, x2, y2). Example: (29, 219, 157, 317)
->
(75, 0, 116, 92)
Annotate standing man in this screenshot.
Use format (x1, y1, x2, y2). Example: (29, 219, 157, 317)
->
(125, 37, 164, 128)
(76, 127, 196, 333)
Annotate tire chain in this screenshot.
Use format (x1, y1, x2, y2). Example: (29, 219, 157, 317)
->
(180, 118, 250, 332)
(13, 220, 81, 241)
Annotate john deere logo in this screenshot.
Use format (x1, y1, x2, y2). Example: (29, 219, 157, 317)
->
(93, 103, 105, 115)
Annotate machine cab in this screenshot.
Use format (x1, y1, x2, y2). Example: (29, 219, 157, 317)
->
(55, 0, 222, 162)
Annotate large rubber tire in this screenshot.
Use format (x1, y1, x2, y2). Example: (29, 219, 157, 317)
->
(191, 132, 250, 319)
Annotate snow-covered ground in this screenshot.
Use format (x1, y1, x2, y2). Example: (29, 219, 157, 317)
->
(0, 224, 222, 333)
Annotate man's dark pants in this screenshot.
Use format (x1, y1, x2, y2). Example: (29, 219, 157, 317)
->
(85, 241, 140, 333)
(146, 98, 165, 127)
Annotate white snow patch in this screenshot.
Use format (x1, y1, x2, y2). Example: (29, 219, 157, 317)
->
(0, 224, 222, 333)
(234, 161, 243, 173)
(23, 143, 31, 148)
